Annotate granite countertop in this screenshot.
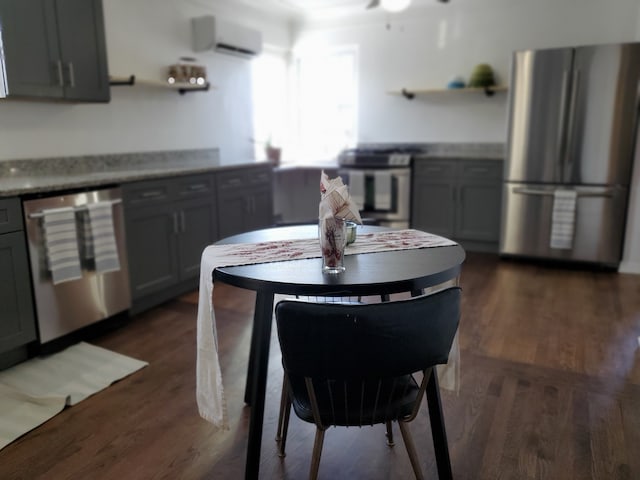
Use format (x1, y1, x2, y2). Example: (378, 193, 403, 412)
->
(409, 142, 505, 161)
(0, 149, 270, 197)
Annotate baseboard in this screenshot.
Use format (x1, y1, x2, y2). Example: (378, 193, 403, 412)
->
(618, 260, 640, 274)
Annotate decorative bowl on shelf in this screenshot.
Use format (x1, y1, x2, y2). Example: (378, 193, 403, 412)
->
(447, 75, 466, 89)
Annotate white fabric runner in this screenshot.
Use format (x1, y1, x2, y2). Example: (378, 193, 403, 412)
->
(196, 229, 458, 430)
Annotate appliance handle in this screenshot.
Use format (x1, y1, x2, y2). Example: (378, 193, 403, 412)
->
(556, 70, 571, 175)
(27, 198, 122, 219)
(513, 187, 614, 198)
(564, 68, 581, 180)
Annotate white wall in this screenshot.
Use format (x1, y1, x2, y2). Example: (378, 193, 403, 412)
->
(295, 0, 640, 144)
(0, 0, 290, 164)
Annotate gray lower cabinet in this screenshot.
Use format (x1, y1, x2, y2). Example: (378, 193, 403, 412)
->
(123, 174, 218, 313)
(412, 159, 503, 251)
(0, 198, 37, 369)
(217, 165, 274, 238)
(0, 0, 110, 102)
(273, 167, 339, 225)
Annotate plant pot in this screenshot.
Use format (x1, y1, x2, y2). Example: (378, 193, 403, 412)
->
(265, 146, 281, 166)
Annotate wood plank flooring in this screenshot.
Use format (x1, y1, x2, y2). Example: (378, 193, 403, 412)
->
(1, 252, 639, 479)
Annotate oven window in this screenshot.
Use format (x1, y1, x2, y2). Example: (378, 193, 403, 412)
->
(362, 174, 397, 212)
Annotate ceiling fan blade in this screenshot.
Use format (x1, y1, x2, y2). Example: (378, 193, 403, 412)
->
(366, 0, 380, 9)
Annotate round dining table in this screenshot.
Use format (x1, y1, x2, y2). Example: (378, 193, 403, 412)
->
(213, 224, 465, 480)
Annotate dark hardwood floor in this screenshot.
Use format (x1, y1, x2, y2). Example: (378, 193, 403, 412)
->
(1, 252, 639, 479)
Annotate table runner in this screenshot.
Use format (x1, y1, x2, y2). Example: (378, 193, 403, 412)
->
(196, 229, 458, 430)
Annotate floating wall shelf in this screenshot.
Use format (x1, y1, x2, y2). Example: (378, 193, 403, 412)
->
(109, 75, 212, 95)
(389, 86, 508, 100)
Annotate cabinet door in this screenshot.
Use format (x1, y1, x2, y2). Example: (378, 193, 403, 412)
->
(411, 178, 456, 238)
(456, 182, 502, 241)
(0, 0, 63, 98)
(176, 197, 218, 281)
(456, 161, 503, 242)
(217, 192, 248, 239)
(0, 232, 37, 353)
(124, 204, 179, 300)
(55, 0, 110, 101)
(246, 187, 273, 232)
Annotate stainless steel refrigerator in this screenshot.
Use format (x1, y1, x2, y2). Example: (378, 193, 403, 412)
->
(499, 42, 640, 267)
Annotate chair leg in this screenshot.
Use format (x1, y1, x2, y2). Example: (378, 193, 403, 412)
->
(385, 420, 395, 446)
(398, 421, 424, 480)
(276, 374, 288, 442)
(276, 375, 292, 457)
(278, 396, 292, 457)
(309, 428, 326, 480)
(426, 369, 453, 480)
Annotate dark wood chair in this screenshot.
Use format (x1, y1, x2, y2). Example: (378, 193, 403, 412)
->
(274, 287, 461, 480)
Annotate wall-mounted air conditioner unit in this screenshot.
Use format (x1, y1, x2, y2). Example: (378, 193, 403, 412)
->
(191, 15, 262, 59)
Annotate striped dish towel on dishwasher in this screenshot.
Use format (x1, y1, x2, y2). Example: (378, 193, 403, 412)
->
(82, 202, 121, 273)
(41, 207, 82, 285)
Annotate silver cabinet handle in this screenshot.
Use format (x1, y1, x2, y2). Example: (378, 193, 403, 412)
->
(56, 60, 64, 86)
(67, 62, 75, 87)
(188, 183, 207, 191)
(141, 190, 163, 198)
(180, 210, 186, 232)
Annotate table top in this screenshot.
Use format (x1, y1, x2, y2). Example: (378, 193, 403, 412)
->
(214, 225, 465, 297)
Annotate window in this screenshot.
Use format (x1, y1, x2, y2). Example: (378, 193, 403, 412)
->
(251, 51, 288, 161)
(251, 45, 358, 165)
(291, 46, 358, 163)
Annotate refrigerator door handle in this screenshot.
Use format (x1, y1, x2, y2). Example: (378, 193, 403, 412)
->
(564, 68, 581, 180)
(557, 70, 571, 175)
(513, 187, 615, 198)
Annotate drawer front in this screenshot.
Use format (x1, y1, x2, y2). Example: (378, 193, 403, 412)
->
(247, 166, 272, 186)
(460, 160, 503, 180)
(217, 170, 248, 191)
(123, 178, 172, 206)
(413, 160, 457, 179)
(174, 173, 215, 199)
(0, 197, 23, 234)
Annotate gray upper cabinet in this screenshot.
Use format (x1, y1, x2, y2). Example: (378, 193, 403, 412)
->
(0, 0, 110, 102)
(412, 158, 503, 251)
(0, 198, 37, 366)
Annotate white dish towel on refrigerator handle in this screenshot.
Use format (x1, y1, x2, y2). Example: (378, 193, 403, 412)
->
(550, 189, 577, 249)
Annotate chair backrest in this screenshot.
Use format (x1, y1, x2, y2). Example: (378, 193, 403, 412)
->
(275, 287, 461, 382)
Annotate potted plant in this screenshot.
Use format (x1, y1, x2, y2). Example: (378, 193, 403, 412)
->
(265, 138, 281, 167)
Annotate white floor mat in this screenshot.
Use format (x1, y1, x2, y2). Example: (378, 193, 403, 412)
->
(0, 342, 148, 450)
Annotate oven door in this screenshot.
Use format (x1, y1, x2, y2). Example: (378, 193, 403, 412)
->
(339, 168, 411, 227)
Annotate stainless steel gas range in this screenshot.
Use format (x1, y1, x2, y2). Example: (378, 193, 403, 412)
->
(338, 147, 422, 228)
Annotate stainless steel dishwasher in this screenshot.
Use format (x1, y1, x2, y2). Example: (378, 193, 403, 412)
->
(23, 187, 131, 345)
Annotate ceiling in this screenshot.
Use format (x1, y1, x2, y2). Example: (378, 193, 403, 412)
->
(236, 0, 448, 20)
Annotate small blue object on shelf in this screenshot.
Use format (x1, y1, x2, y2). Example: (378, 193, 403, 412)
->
(447, 75, 466, 89)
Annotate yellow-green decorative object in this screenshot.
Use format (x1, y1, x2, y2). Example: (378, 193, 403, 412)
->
(468, 63, 496, 88)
